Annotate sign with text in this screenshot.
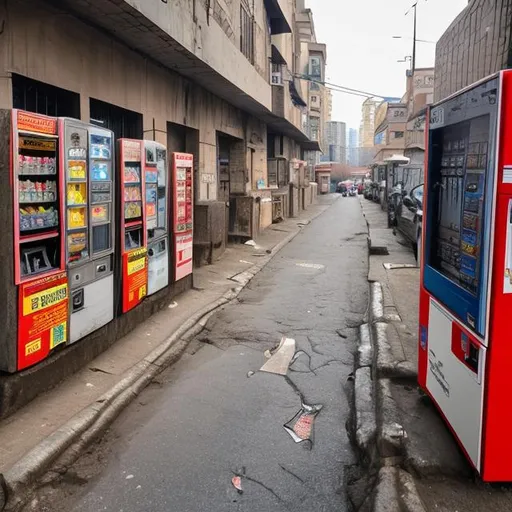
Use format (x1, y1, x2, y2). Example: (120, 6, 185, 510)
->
(122, 248, 148, 313)
(175, 232, 193, 281)
(17, 111, 57, 135)
(18, 272, 68, 370)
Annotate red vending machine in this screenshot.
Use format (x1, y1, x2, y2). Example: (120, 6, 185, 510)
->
(118, 139, 147, 313)
(172, 153, 193, 281)
(419, 70, 512, 481)
(144, 141, 169, 295)
(12, 110, 69, 370)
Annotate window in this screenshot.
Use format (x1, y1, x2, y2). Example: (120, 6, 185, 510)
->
(12, 74, 80, 118)
(240, 5, 254, 63)
(309, 57, 321, 80)
(394, 131, 404, 139)
(311, 95, 317, 103)
(271, 63, 282, 85)
(310, 82, 320, 91)
(310, 117, 319, 141)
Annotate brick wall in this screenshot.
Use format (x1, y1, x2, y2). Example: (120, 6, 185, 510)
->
(434, 0, 512, 101)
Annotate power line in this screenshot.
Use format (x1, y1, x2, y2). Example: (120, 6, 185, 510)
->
(294, 74, 393, 99)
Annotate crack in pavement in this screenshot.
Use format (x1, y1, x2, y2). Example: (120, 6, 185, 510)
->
(242, 474, 293, 511)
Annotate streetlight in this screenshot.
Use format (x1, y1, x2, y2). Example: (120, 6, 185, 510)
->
(392, 35, 436, 44)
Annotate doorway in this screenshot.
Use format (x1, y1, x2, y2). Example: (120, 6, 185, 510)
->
(217, 135, 231, 247)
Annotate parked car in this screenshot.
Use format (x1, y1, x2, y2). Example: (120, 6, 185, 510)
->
(394, 184, 424, 263)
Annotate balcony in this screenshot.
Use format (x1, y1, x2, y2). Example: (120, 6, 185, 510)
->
(49, 0, 276, 117)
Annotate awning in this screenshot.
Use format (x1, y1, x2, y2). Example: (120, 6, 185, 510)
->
(301, 140, 322, 152)
(264, 0, 292, 34)
(271, 44, 287, 65)
(289, 79, 307, 107)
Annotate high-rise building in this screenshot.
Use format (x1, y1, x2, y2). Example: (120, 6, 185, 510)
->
(324, 121, 346, 163)
(347, 128, 359, 166)
(359, 98, 380, 148)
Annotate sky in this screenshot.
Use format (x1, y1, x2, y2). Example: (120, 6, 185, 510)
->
(304, 0, 469, 133)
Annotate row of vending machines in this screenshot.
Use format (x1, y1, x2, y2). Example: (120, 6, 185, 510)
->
(7, 109, 194, 372)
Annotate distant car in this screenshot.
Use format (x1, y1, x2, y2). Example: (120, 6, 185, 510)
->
(395, 184, 424, 264)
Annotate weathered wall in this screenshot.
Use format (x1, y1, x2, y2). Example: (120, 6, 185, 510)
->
(434, 0, 512, 101)
(0, 0, 268, 202)
(123, 0, 271, 107)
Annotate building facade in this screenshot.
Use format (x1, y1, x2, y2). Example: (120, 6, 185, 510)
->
(347, 128, 359, 166)
(296, 1, 327, 173)
(434, 0, 512, 102)
(0, 0, 322, 263)
(359, 98, 380, 148)
(324, 121, 347, 163)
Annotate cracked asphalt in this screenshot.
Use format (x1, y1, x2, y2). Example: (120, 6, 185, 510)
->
(32, 196, 369, 512)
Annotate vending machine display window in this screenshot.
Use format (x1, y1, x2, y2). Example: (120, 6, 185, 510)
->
(14, 113, 64, 283)
(428, 116, 490, 298)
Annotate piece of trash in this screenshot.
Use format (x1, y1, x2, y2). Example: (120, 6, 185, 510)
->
(336, 330, 348, 339)
(239, 260, 253, 264)
(136, 485, 141, 489)
(126, 474, 134, 480)
(295, 263, 324, 270)
(86, 383, 94, 388)
(232, 476, 243, 493)
(266, 249, 272, 254)
(244, 240, 257, 247)
(347, 372, 355, 382)
(260, 338, 296, 375)
(383, 263, 417, 270)
(247, 371, 255, 378)
(284, 402, 323, 444)
(168, 301, 178, 309)
(264, 350, 272, 359)
(307, 310, 311, 313)
(146, 332, 151, 336)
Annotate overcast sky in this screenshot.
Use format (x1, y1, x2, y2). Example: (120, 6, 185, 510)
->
(305, 0, 468, 133)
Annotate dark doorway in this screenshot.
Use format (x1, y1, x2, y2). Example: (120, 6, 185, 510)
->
(218, 135, 231, 247)
(89, 98, 143, 141)
(12, 74, 80, 118)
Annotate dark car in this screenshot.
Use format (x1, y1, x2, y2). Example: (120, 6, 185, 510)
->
(395, 184, 424, 264)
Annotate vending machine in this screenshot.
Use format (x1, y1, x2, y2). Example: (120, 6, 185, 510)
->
(12, 110, 69, 370)
(419, 70, 512, 481)
(118, 139, 147, 313)
(60, 119, 115, 343)
(144, 141, 169, 295)
(172, 153, 193, 281)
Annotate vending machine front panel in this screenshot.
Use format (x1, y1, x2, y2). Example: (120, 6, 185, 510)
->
(172, 152, 194, 282)
(120, 139, 147, 312)
(424, 77, 499, 337)
(62, 120, 115, 344)
(145, 141, 169, 295)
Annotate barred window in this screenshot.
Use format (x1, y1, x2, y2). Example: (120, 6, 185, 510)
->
(240, 5, 254, 63)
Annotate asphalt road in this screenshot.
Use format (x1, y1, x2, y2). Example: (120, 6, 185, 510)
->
(34, 195, 369, 512)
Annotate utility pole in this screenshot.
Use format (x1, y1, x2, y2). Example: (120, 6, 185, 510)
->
(412, 2, 417, 73)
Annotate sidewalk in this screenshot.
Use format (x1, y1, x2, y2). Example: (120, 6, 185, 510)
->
(358, 197, 512, 512)
(0, 195, 338, 510)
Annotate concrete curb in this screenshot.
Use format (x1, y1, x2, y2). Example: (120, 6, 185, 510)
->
(0, 207, 330, 512)
(374, 323, 417, 380)
(364, 281, 426, 510)
(373, 467, 426, 512)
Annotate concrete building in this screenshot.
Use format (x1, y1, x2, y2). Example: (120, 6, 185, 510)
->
(296, 1, 327, 174)
(324, 121, 347, 164)
(435, 0, 512, 102)
(359, 98, 380, 148)
(373, 101, 407, 163)
(347, 128, 359, 167)
(404, 68, 434, 165)
(0, 0, 321, 262)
